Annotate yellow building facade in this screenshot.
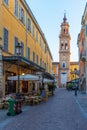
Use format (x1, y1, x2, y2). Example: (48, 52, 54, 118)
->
(52, 62, 79, 87)
(0, 0, 52, 72)
(0, 0, 53, 96)
(70, 62, 79, 81)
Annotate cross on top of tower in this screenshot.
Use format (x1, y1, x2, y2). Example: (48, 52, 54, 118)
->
(63, 13, 67, 23)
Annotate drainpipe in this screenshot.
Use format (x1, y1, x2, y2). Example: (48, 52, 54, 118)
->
(0, 45, 3, 98)
(84, 28, 87, 94)
(85, 61, 87, 93)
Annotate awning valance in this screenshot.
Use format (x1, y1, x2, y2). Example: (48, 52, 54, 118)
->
(8, 74, 39, 81)
(8, 75, 54, 83)
(43, 78, 54, 83)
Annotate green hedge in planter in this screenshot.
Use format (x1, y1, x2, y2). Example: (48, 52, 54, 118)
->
(67, 83, 73, 90)
(48, 84, 56, 91)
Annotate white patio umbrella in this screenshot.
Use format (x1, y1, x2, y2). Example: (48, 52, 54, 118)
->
(7, 74, 40, 81)
(43, 78, 54, 83)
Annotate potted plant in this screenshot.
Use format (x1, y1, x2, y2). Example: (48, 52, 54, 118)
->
(67, 83, 73, 90)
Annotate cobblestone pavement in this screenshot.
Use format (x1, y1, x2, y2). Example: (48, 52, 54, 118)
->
(74, 90, 87, 119)
(0, 88, 87, 130)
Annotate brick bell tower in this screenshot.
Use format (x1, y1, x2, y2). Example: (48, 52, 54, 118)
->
(59, 14, 71, 87)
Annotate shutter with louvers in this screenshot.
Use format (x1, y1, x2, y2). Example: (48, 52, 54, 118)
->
(86, 25, 87, 36)
(21, 42, 24, 56)
(15, 0, 18, 17)
(28, 47, 30, 59)
(4, 28, 8, 52)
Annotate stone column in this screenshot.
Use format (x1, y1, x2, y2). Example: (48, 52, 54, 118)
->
(35, 82, 37, 91)
(0, 45, 2, 98)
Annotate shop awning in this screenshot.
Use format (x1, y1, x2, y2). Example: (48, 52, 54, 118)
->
(8, 74, 39, 81)
(3, 56, 45, 72)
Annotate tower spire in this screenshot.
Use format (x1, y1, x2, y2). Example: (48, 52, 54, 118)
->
(63, 12, 67, 23)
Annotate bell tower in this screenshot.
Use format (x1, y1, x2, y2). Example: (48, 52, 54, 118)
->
(59, 14, 71, 87)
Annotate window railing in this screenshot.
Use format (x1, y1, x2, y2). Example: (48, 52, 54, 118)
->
(80, 51, 86, 61)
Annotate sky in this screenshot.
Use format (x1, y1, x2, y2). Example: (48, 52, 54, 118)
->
(26, 0, 87, 62)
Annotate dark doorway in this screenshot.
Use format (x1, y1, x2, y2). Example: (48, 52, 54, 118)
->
(5, 71, 16, 95)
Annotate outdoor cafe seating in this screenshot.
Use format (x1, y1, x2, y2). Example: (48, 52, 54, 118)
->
(25, 95, 42, 105)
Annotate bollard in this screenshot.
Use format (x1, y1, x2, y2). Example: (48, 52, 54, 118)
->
(46, 91, 48, 101)
(75, 88, 77, 96)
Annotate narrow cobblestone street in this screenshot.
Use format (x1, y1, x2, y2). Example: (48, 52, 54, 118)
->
(0, 88, 87, 130)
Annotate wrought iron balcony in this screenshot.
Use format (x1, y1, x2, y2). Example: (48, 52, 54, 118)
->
(80, 52, 86, 61)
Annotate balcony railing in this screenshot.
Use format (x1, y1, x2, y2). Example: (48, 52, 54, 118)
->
(80, 52, 86, 61)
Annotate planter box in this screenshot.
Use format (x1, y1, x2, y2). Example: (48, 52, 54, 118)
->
(0, 103, 4, 109)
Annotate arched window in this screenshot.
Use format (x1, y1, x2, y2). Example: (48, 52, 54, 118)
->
(65, 44, 68, 49)
(61, 44, 64, 49)
(64, 29, 65, 34)
(62, 63, 66, 68)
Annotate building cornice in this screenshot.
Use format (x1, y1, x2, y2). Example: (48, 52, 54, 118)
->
(52, 62, 59, 64)
(70, 62, 78, 65)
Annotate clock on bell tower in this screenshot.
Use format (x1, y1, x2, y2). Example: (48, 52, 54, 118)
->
(59, 13, 71, 87)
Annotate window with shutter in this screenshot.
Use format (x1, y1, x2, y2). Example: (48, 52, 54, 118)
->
(36, 55, 38, 64)
(15, 0, 18, 17)
(33, 52, 35, 62)
(27, 18, 31, 32)
(40, 37, 42, 47)
(32, 25, 34, 37)
(85, 25, 87, 36)
(19, 6, 25, 24)
(21, 42, 24, 57)
(4, 0, 9, 5)
(40, 58, 42, 66)
(36, 31, 38, 42)
(3, 28, 8, 52)
(27, 47, 30, 60)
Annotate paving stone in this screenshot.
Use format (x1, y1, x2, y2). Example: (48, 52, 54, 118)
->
(0, 88, 87, 130)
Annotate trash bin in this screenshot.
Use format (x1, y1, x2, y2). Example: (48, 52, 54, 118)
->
(41, 90, 46, 101)
(7, 99, 16, 116)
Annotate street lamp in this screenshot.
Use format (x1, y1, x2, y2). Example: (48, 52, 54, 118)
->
(42, 72, 44, 90)
(74, 68, 77, 96)
(16, 42, 22, 99)
(74, 68, 77, 81)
